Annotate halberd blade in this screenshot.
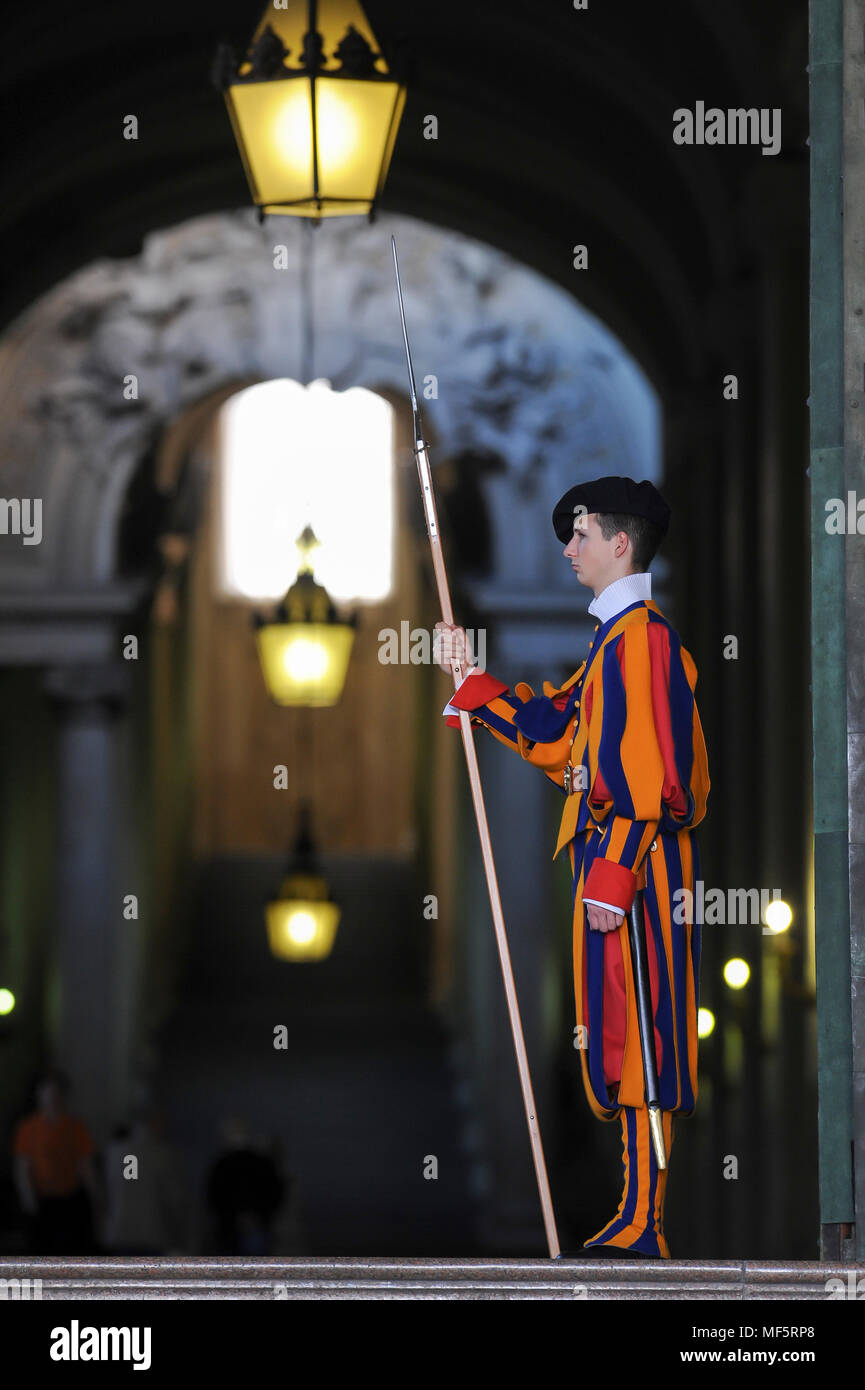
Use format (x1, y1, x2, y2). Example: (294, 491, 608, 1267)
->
(391, 236, 425, 442)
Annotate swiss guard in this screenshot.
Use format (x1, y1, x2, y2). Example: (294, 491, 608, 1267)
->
(437, 476, 710, 1259)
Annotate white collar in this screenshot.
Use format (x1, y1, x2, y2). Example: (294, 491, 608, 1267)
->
(587, 571, 652, 624)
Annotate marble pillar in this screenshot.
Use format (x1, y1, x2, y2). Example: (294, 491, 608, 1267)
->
(44, 663, 131, 1143)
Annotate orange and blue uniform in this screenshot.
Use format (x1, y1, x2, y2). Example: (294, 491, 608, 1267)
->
(445, 591, 710, 1256)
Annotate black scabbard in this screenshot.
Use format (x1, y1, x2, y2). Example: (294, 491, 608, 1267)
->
(627, 887, 667, 1168)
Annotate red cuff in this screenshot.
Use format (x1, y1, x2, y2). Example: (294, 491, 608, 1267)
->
(582, 858, 637, 914)
(448, 669, 509, 712)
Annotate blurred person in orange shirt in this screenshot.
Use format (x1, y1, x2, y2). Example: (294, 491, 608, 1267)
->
(13, 1070, 99, 1254)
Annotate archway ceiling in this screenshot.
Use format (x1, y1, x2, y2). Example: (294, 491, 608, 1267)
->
(1, 0, 806, 388)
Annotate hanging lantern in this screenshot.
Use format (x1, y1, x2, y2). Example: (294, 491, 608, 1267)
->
(213, 0, 407, 220)
(254, 524, 356, 706)
(266, 805, 341, 961)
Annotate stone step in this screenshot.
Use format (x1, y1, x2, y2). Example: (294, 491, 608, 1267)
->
(1, 1257, 860, 1301)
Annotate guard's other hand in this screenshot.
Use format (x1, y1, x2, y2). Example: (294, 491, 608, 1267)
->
(586, 904, 625, 933)
(434, 622, 474, 675)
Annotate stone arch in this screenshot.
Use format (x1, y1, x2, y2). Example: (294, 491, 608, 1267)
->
(0, 209, 660, 603)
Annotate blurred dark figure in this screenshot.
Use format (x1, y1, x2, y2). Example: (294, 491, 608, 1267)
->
(205, 1117, 286, 1255)
(12, 1070, 98, 1254)
(101, 1110, 186, 1255)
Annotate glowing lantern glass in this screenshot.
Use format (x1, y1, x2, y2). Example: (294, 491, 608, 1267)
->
(214, 0, 407, 219)
(266, 809, 341, 961)
(266, 878, 341, 961)
(255, 526, 355, 706)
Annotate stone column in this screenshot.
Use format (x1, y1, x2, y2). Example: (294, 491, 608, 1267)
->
(44, 663, 131, 1144)
(810, 0, 858, 1262)
(843, 0, 865, 1264)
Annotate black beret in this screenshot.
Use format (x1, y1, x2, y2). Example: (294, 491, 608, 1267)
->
(552, 475, 671, 543)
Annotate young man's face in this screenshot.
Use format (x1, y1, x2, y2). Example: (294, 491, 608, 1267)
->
(563, 510, 631, 592)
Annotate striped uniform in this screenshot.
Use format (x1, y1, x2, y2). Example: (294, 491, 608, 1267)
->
(446, 597, 710, 1256)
